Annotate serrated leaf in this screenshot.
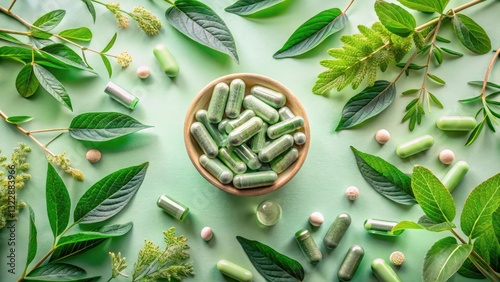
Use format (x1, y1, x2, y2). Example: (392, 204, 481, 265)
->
(452, 14, 491, 54)
(56, 222, 132, 247)
(423, 237, 472, 282)
(336, 80, 396, 130)
(46, 163, 70, 238)
(6, 115, 34, 125)
(41, 44, 94, 73)
(100, 54, 112, 78)
(397, 0, 450, 13)
(59, 27, 92, 42)
(33, 64, 72, 110)
(351, 146, 416, 205)
(225, 0, 284, 16)
(26, 206, 37, 268)
(427, 73, 446, 84)
(166, 0, 239, 63)
(274, 8, 347, 59)
(441, 47, 463, 57)
(16, 64, 40, 98)
(69, 112, 152, 142)
(375, 1, 416, 37)
(81, 0, 96, 23)
(392, 220, 424, 232)
(465, 120, 485, 146)
(237, 236, 305, 282)
(474, 228, 500, 274)
(412, 166, 456, 223)
(73, 163, 148, 224)
(0, 32, 23, 45)
(25, 263, 96, 281)
(101, 33, 117, 53)
(460, 172, 500, 239)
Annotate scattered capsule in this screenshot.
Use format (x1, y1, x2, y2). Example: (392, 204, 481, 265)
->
(396, 134, 434, 158)
(136, 66, 150, 79)
(104, 81, 139, 110)
(371, 258, 402, 282)
(323, 213, 351, 249)
(278, 106, 295, 121)
(207, 82, 230, 123)
(250, 85, 286, 108)
(243, 95, 280, 124)
(389, 251, 405, 266)
(218, 119, 229, 133)
(196, 109, 227, 146)
(375, 129, 390, 144)
(345, 186, 359, 201)
(364, 219, 403, 236)
(251, 123, 268, 153)
(441, 160, 469, 192)
(267, 116, 304, 139)
(86, 149, 101, 163)
(338, 245, 364, 281)
(437, 116, 477, 131)
(225, 109, 256, 133)
(293, 131, 307, 145)
(233, 171, 278, 189)
(270, 147, 298, 174)
(259, 134, 294, 163)
(256, 200, 282, 226)
(153, 44, 179, 77)
(218, 147, 247, 174)
(233, 144, 262, 170)
(199, 155, 233, 184)
(228, 117, 264, 146)
(190, 122, 218, 158)
(295, 229, 322, 264)
(439, 149, 455, 165)
(217, 260, 253, 282)
(225, 79, 246, 118)
(157, 195, 190, 221)
(200, 226, 213, 241)
(309, 211, 324, 227)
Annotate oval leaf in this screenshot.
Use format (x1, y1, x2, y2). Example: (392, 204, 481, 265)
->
(6, 115, 34, 125)
(32, 10, 66, 31)
(46, 163, 70, 238)
(460, 172, 500, 239)
(50, 239, 106, 262)
(452, 14, 491, 54)
(423, 237, 473, 282)
(33, 64, 73, 111)
(351, 146, 416, 205)
(274, 8, 347, 58)
(56, 222, 132, 247)
(225, 0, 284, 16)
(25, 263, 96, 281)
(237, 236, 305, 282)
(397, 0, 450, 13)
(336, 80, 396, 130)
(41, 44, 94, 73)
(100, 54, 112, 78)
(69, 112, 152, 142)
(166, 0, 239, 63)
(417, 215, 456, 232)
(73, 163, 149, 224)
(59, 27, 92, 42)
(26, 206, 38, 268)
(412, 166, 456, 223)
(427, 73, 446, 84)
(81, 0, 96, 23)
(16, 64, 40, 98)
(0, 32, 24, 45)
(375, 1, 416, 37)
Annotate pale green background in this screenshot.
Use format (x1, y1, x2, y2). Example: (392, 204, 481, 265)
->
(1, 0, 499, 281)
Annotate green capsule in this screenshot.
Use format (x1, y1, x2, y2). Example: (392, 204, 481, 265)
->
(225, 79, 246, 118)
(190, 122, 218, 158)
(267, 116, 304, 139)
(437, 116, 477, 131)
(217, 260, 253, 282)
(218, 147, 247, 175)
(271, 147, 298, 174)
(228, 117, 264, 146)
(243, 95, 279, 124)
(207, 82, 229, 123)
(396, 134, 434, 158)
(226, 110, 256, 133)
(338, 245, 364, 281)
(442, 160, 469, 192)
(251, 123, 268, 153)
(233, 144, 262, 170)
(364, 219, 404, 236)
(371, 258, 402, 282)
(199, 155, 233, 184)
(295, 229, 322, 264)
(153, 44, 179, 77)
(293, 132, 307, 145)
(250, 85, 286, 108)
(157, 195, 189, 221)
(278, 106, 295, 121)
(218, 119, 229, 133)
(233, 171, 278, 189)
(324, 213, 351, 249)
(259, 134, 294, 163)
(195, 109, 227, 146)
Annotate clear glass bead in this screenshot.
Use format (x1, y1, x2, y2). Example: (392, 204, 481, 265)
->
(256, 200, 282, 226)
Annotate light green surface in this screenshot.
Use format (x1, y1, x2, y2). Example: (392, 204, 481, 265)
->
(1, 0, 499, 281)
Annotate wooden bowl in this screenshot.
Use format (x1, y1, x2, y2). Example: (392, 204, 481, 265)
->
(184, 73, 310, 196)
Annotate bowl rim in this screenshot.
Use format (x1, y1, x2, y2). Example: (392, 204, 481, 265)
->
(183, 73, 311, 196)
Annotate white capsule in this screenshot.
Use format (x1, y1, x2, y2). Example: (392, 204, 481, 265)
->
(201, 227, 213, 241)
(136, 66, 150, 79)
(439, 149, 455, 165)
(375, 129, 390, 144)
(345, 186, 359, 201)
(309, 212, 324, 227)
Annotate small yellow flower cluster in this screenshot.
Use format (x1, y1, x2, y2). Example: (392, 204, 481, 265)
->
(46, 152, 84, 181)
(109, 252, 128, 279)
(116, 51, 133, 68)
(131, 6, 162, 35)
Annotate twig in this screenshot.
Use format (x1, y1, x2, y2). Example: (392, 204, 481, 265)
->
(481, 47, 500, 97)
(416, 0, 487, 31)
(7, 0, 16, 12)
(343, 0, 355, 14)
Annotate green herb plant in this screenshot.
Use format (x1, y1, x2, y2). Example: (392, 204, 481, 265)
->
(0, 110, 151, 180)
(108, 227, 194, 281)
(17, 162, 149, 282)
(313, 0, 494, 131)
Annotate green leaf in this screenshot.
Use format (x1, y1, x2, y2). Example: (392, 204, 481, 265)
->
(351, 146, 415, 205)
(336, 80, 396, 130)
(465, 120, 485, 146)
(225, 0, 284, 16)
(33, 64, 72, 110)
(433, 48, 443, 65)
(392, 220, 424, 232)
(50, 239, 106, 262)
(25, 263, 96, 281)
(452, 14, 491, 54)
(460, 172, 500, 239)
(56, 222, 132, 247)
(423, 237, 473, 282)
(412, 166, 456, 223)
(46, 163, 70, 238)
(101, 33, 117, 53)
(441, 47, 463, 57)
(493, 207, 500, 244)
(273, 8, 347, 59)
(375, 1, 416, 37)
(468, 80, 500, 89)
(459, 95, 482, 104)
(59, 27, 92, 42)
(402, 89, 419, 95)
(32, 10, 66, 31)
(69, 112, 152, 142)
(73, 163, 149, 224)
(429, 92, 443, 108)
(0, 32, 24, 45)
(41, 44, 94, 73)
(16, 64, 40, 98)
(473, 228, 500, 274)
(166, 0, 239, 63)
(81, 0, 96, 23)
(236, 236, 304, 281)
(397, 0, 450, 13)
(26, 206, 37, 268)
(458, 257, 485, 279)
(436, 36, 451, 43)
(100, 54, 112, 78)
(6, 116, 34, 125)
(417, 215, 456, 232)
(427, 73, 446, 84)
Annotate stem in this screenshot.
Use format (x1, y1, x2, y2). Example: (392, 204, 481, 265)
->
(28, 128, 69, 134)
(0, 28, 28, 36)
(416, 0, 487, 31)
(481, 48, 500, 98)
(343, 0, 355, 14)
(163, 0, 175, 5)
(7, 0, 16, 12)
(17, 247, 56, 282)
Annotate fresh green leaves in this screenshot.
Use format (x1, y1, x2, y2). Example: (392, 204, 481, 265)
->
(46, 164, 71, 238)
(16, 65, 40, 98)
(452, 14, 491, 55)
(237, 236, 305, 282)
(166, 0, 239, 63)
(397, 0, 450, 13)
(336, 80, 396, 130)
(26, 206, 38, 269)
(33, 64, 72, 110)
(274, 8, 347, 59)
(81, 0, 96, 23)
(58, 28, 92, 42)
(5, 115, 34, 125)
(56, 222, 132, 247)
(351, 147, 415, 205)
(423, 237, 472, 282)
(375, 1, 416, 37)
(69, 112, 152, 142)
(73, 162, 149, 224)
(393, 215, 456, 233)
(225, 0, 284, 16)
(31, 10, 66, 39)
(25, 263, 97, 281)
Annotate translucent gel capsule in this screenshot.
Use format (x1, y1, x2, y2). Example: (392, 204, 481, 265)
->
(436, 116, 477, 131)
(251, 123, 268, 153)
(441, 160, 469, 192)
(250, 85, 286, 108)
(104, 81, 139, 110)
(278, 106, 295, 121)
(190, 122, 218, 158)
(199, 155, 233, 184)
(225, 109, 256, 133)
(233, 171, 278, 189)
(218, 119, 229, 133)
(267, 116, 304, 139)
(364, 219, 403, 236)
(323, 213, 351, 249)
(271, 147, 298, 174)
(233, 144, 262, 170)
(157, 195, 189, 221)
(207, 82, 229, 123)
(153, 44, 179, 77)
(228, 117, 264, 146)
(371, 258, 402, 282)
(218, 147, 247, 175)
(259, 134, 294, 163)
(338, 245, 364, 281)
(225, 79, 245, 118)
(195, 109, 227, 146)
(217, 260, 253, 282)
(256, 200, 282, 226)
(293, 132, 307, 145)
(396, 134, 434, 158)
(295, 229, 322, 264)
(243, 95, 279, 124)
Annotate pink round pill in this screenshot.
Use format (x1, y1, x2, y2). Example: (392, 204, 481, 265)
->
(439, 149, 455, 165)
(137, 66, 150, 79)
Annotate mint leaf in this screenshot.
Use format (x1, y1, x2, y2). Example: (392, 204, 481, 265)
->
(375, 1, 416, 37)
(59, 27, 92, 42)
(225, 0, 284, 16)
(397, 0, 450, 13)
(46, 163, 70, 238)
(452, 13, 491, 54)
(423, 237, 472, 282)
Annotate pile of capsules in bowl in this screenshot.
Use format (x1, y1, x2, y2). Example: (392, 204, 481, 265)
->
(190, 78, 306, 189)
